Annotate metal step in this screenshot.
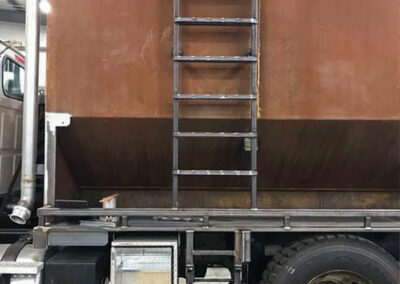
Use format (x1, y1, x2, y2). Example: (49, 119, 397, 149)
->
(172, 0, 259, 210)
(175, 94, 256, 100)
(193, 250, 235, 256)
(194, 278, 233, 283)
(173, 170, 257, 176)
(175, 17, 257, 26)
(174, 56, 257, 63)
(174, 132, 257, 138)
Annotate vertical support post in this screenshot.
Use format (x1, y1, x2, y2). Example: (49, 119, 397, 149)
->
(241, 231, 252, 283)
(234, 231, 242, 284)
(121, 216, 128, 228)
(10, 0, 40, 225)
(44, 119, 56, 207)
(186, 231, 194, 284)
(38, 216, 45, 227)
(43, 113, 71, 210)
(250, 0, 259, 209)
(242, 231, 251, 263)
(172, 0, 180, 209)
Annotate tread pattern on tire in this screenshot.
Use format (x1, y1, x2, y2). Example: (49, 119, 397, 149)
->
(259, 234, 395, 284)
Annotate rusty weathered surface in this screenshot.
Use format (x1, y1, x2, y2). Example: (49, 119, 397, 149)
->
(55, 146, 78, 200)
(261, 0, 400, 119)
(47, 0, 400, 209)
(78, 189, 400, 209)
(57, 118, 399, 191)
(46, 0, 400, 119)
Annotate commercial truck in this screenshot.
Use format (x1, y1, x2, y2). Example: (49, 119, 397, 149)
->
(0, 0, 399, 283)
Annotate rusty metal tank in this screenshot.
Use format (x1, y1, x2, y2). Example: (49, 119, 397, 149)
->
(46, 0, 400, 209)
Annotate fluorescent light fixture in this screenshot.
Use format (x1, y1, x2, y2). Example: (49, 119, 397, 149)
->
(39, 0, 51, 14)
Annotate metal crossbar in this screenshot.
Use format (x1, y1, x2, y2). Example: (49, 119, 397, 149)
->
(173, 132, 257, 138)
(175, 55, 257, 63)
(175, 94, 257, 100)
(175, 17, 257, 26)
(172, 0, 259, 209)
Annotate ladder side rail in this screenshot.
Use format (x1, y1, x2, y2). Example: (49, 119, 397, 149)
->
(250, 0, 259, 209)
(172, 0, 180, 208)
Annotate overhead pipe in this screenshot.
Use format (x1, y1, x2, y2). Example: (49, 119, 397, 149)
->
(10, 0, 40, 224)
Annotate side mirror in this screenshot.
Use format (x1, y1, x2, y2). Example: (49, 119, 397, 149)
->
(2, 56, 25, 100)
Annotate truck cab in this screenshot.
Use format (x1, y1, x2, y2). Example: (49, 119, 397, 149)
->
(0, 40, 24, 203)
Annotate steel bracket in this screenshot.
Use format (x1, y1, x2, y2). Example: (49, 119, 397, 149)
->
(33, 227, 49, 249)
(364, 216, 372, 230)
(284, 216, 291, 230)
(44, 112, 72, 209)
(46, 112, 71, 132)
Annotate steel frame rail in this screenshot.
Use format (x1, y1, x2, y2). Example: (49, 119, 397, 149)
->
(37, 208, 400, 218)
(37, 208, 400, 233)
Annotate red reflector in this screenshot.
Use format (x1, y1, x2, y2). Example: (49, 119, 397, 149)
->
(15, 55, 25, 65)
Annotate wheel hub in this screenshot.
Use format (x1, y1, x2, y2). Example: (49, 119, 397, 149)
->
(308, 271, 374, 284)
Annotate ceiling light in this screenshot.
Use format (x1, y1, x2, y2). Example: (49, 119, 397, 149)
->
(39, 0, 51, 14)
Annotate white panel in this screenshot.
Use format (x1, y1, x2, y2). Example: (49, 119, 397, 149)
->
(111, 237, 178, 284)
(0, 112, 4, 149)
(0, 51, 23, 194)
(11, 154, 21, 192)
(114, 248, 172, 284)
(1, 112, 15, 149)
(10, 275, 38, 284)
(13, 154, 21, 174)
(0, 21, 47, 88)
(115, 248, 172, 271)
(0, 155, 14, 194)
(14, 114, 22, 149)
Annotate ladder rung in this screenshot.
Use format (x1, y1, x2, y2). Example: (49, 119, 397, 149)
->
(175, 56, 257, 63)
(175, 17, 257, 26)
(175, 94, 256, 100)
(174, 132, 257, 138)
(174, 170, 257, 176)
(194, 278, 233, 282)
(193, 250, 236, 256)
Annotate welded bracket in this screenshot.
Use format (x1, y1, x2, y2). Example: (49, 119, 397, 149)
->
(33, 226, 108, 249)
(364, 216, 372, 230)
(185, 231, 194, 284)
(44, 112, 72, 208)
(284, 216, 291, 230)
(33, 226, 49, 249)
(234, 231, 242, 283)
(241, 231, 251, 283)
(46, 112, 71, 132)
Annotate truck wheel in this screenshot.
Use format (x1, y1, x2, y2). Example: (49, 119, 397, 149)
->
(260, 235, 399, 284)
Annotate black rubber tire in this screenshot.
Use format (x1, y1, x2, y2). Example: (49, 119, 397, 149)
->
(260, 234, 400, 284)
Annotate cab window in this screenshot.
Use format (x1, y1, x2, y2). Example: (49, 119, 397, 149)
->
(2, 57, 24, 100)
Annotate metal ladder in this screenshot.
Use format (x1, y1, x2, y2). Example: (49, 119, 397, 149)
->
(185, 231, 251, 284)
(172, 0, 259, 209)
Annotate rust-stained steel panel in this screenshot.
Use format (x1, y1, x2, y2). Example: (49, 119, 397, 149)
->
(78, 189, 400, 209)
(47, 1, 400, 209)
(261, 0, 400, 119)
(57, 118, 399, 191)
(46, 0, 400, 119)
